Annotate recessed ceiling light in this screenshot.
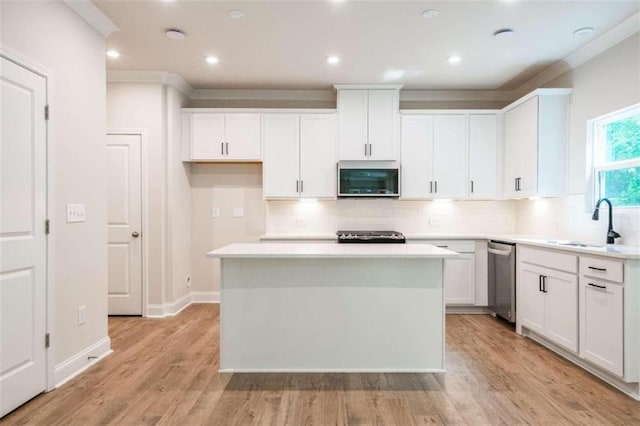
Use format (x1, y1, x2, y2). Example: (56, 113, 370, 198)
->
(574, 27, 594, 37)
(206, 56, 219, 65)
(447, 55, 461, 64)
(165, 29, 185, 40)
(494, 28, 514, 39)
(106, 49, 121, 59)
(422, 9, 439, 19)
(227, 9, 245, 19)
(327, 55, 341, 65)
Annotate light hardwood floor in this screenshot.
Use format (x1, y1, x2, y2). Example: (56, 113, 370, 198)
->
(3, 304, 640, 425)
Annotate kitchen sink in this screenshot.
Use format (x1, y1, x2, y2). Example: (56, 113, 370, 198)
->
(545, 240, 604, 248)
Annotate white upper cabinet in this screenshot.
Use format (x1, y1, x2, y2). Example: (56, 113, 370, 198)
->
(186, 112, 261, 161)
(469, 114, 498, 199)
(503, 89, 571, 198)
(432, 114, 468, 199)
(401, 112, 497, 199)
(263, 113, 337, 199)
(336, 86, 400, 161)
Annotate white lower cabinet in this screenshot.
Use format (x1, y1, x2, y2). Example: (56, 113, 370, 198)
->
(444, 254, 475, 305)
(518, 248, 578, 352)
(580, 278, 624, 376)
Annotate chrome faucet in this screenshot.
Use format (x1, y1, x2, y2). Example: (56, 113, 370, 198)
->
(592, 198, 621, 244)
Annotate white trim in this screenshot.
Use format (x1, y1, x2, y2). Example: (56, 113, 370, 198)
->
(182, 108, 336, 114)
(107, 71, 194, 98)
(401, 90, 512, 102)
(191, 89, 335, 101)
(107, 129, 149, 317)
(146, 291, 220, 318)
(0, 45, 57, 393)
(502, 88, 573, 112)
(523, 328, 640, 400)
(446, 306, 492, 315)
(333, 84, 403, 90)
(62, 0, 119, 37)
(219, 368, 446, 373)
(53, 337, 112, 388)
(400, 109, 501, 114)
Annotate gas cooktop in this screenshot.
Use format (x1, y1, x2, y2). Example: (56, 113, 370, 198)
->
(336, 230, 406, 244)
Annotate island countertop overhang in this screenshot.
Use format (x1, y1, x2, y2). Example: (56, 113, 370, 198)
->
(206, 243, 461, 259)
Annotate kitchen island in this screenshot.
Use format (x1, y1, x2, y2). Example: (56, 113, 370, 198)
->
(206, 243, 459, 373)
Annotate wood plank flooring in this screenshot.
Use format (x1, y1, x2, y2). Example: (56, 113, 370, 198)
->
(3, 304, 639, 425)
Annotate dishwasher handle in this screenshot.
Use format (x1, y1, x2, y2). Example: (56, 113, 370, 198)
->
(488, 247, 512, 256)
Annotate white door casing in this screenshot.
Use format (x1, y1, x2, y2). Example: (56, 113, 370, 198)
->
(0, 56, 48, 417)
(107, 134, 142, 315)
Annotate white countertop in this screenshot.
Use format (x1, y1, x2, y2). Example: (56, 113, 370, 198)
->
(207, 243, 460, 259)
(258, 233, 640, 259)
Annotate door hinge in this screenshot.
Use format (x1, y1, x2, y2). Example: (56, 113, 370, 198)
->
(45, 219, 50, 235)
(45, 105, 50, 120)
(45, 333, 50, 348)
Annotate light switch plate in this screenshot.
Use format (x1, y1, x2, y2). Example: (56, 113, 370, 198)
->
(212, 207, 220, 218)
(233, 207, 244, 218)
(429, 217, 441, 226)
(78, 305, 86, 325)
(66, 204, 86, 223)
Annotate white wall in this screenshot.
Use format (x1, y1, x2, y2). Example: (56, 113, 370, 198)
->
(1, 1, 108, 363)
(516, 33, 640, 246)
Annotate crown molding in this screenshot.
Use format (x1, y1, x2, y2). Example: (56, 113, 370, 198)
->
(190, 89, 335, 101)
(511, 10, 640, 99)
(107, 71, 194, 97)
(63, 0, 119, 37)
(400, 90, 513, 102)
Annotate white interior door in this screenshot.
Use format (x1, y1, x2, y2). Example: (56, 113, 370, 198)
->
(107, 134, 142, 315)
(0, 57, 48, 417)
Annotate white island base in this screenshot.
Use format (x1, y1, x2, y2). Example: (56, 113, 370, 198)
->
(207, 243, 457, 373)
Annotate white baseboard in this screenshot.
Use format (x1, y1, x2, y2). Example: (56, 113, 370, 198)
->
(146, 291, 219, 318)
(446, 305, 492, 315)
(54, 336, 112, 388)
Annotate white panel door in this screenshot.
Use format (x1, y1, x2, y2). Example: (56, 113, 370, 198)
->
(263, 115, 300, 199)
(0, 57, 48, 417)
(580, 279, 623, 376)
(300, 114, 337, 199)
(469, 114, 498, 199)
(544, 269, 578, 352)
(107, 134, 142, 315)
(224, 114, 261, 160)
(444, 255, 475, 305)
(432, 115, 468, 199)
(337, 90, 368, 160)
(367, 90, 396, 160)
(401, 115, 433, 199)
(519, 265, 546, 335)
(190, 113, 225, 160)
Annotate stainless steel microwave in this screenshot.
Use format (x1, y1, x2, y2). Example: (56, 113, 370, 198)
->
(338, 161, 400, 198)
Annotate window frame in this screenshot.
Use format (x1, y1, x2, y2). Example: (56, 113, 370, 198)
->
(588, 103, 640, 210)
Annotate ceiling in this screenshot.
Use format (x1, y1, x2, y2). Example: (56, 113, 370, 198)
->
(96, 0, 640, 91)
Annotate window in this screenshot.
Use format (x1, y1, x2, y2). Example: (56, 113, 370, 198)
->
(591, 104, 640, 208)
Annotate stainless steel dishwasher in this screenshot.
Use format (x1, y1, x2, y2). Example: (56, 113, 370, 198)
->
(488, 240, 516, 323)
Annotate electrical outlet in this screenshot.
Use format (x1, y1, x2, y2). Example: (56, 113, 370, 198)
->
(66, 204, 86, 223)
(78, 306, 86, 325)
(186, 275, 191, 288)
(429, 217, 441, 226)
(212, 207, 220, 218)
(233, 207, 244, 218)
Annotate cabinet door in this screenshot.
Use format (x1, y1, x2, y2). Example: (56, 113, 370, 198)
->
(300, 115, 337, 199)
(519, 265, 546, 335)
(504, 97, 539, 197)
(469, 114, 497, 199)
(224, 114, 261, 160)
(367, 90, 397, 160)
(444, 254, 475, 305)
(544, 268, 578, 352)
(580, 279, 623, 376)
(401, 115, 433, 199)
(432, 115, 468, 199)
(190, 113, 225, 160)
(263, 114, 300, 199)
(338, 90, 368, 160)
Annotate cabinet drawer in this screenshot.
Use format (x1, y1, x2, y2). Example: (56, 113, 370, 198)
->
(580, 256, 623, 283)
(426, 240, 475, 253)
(519, 246, 577, 273)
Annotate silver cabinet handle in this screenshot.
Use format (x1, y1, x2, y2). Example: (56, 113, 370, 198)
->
(300, 180, 304, 193)
(296, 180, 299, 193)
(132, 231, 140, 238)
(221, 142, 224, 155)
(430, 181, 433, 193)
(471, 180, 474, 193)
(226, 142, 229, 155)
(434, 181, 438, 193)
(369, 144, 372, 157)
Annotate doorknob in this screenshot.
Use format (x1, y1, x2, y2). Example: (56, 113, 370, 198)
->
(132, 231, 140, 238)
